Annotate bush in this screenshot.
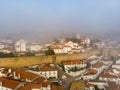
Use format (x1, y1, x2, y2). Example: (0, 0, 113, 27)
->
(25, 52, 35, 56)
(45, 47, 55, 55)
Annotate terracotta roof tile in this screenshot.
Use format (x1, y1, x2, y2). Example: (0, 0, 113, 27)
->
(84, 69, 98, 75)
(0, 77, 20, 89)
(12, 70, 38, 81)
(19, 82, 41, 90)
(63, 60, 85, 65)
(42, 81, 51, 87)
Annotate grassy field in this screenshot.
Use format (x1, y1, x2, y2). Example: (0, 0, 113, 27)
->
(0, 50, 99, 68)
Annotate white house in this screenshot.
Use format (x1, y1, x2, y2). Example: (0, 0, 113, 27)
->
(116, 59, 120, 64)
(82, 68, 99, 80)
(99, 71, 120, 82)
(14, 39, 26, 52)
(42, 81, 51, 90)
(63, 45, 72, 53)
(63, 60, 87, 73)
(91, 61, 107, 73)
(85, 82, 107, 90)
(112, 64, 120, 69)
(52, 47, 64, 54)
(0, 68, 12, 77)
(65, 41, 78, 49)
(81, 37, 91, 45)
(0, 43, 4, 49)
(28, 64, 58, 79)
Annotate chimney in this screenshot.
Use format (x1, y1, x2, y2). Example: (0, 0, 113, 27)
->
(8, 69, 11, 73)
(0, 82, 2, 86)
(13, 71, 16, 79)
(26, 78, 28, 82)
(18, 74, 21, 79)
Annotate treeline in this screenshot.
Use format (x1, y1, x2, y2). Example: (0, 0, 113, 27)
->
(0, 52, 15, 58)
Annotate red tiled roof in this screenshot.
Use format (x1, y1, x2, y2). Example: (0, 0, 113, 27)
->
(12, 70, 38, 81)
(51, 84, 65, 90)
(63, 60, 85, 65)
(19, 82, 41, 90)
(42, 81, 51, 87)
(84, 69, 98, 75)
(92, 61, 105, 68)
(34, 76, 46, 84)
(52, 47, 63, 50)
(100, 72, 118, 78)
(35, 64, 57, 71)
(39, 67, 57, 71)
(0, 77, 20, 89)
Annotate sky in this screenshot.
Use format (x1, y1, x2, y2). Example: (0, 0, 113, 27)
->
(0, 0, 119, 41)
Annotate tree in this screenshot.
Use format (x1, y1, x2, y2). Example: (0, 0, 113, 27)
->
(53, 39, 59, 43)
(66, 37, 81, 43)
(45, 47, 55, 55)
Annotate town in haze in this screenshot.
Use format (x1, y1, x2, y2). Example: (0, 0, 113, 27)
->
(0, 35, 103, 56)
(0, 0, 120, 90)
(0, 35, 120, 90)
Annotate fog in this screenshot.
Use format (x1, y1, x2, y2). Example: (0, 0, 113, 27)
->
(0, 0, 119, 42)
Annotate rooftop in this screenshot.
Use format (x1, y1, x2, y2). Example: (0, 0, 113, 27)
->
(63, 60, 85, 65)
(100, 72, 118, 78)
(18, 82, 41, 90)
(92, 61, 105, 68)
(0, 77, 21, 89)
(11, 70, 38, 81)
(84, 69, 98, 76)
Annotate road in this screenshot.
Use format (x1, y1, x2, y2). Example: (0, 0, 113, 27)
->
(55, 64, 83, 90)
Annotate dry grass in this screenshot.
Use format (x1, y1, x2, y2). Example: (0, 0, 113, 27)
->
(103, 48, 119, 56)
(70, 81, 85, 90)
(0, 50, 99, 68)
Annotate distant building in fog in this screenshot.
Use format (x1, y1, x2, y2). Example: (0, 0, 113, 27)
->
(14, 39, 26, 52)
(0, 43, 5, 49)
(27, 43, 42, 52)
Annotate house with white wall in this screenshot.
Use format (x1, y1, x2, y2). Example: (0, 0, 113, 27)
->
(63, 60, 87, 73)
(82, 68, 99, 80)
(85, 81, 107, 90)
(116, 59, 120, 64)
(91, 61, 107, 73)
(65, 41, 78, 49)
(52, 47, 64, 54)
(0, 43, 5, 49)
(81, 37, 91, 45)
(99, 71, 120, 82)
(63, 45, 72, 53)
(28, 64, 58, 79)
(112, 64, 120, 69)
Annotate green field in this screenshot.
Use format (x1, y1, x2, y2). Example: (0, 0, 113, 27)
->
(0, 50, 99, 68)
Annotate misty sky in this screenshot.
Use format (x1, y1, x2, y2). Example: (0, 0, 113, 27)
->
(0, 0, 120, 41)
